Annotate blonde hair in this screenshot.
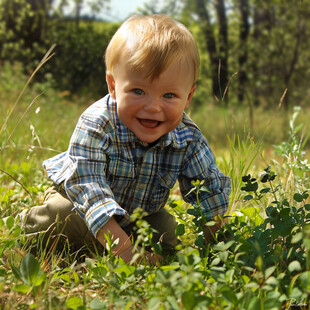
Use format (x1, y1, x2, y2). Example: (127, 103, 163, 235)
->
(105, 14, 200, 83)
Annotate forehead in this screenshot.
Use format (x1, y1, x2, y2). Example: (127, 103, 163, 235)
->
(114, 56, 194, 90)
(114, 47, 195, 84)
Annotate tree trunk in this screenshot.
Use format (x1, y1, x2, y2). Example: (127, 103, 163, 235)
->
(194, 0, 229, 103)
(238, 0, 249, 103)
(214, 0, 229, 102)
(252, 4, 275, 107)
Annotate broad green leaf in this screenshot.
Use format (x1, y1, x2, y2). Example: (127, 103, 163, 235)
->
(205, 220, 217, 226)
(89, 297, 106, 310)
(265, 266, 276, 278)
(248, 296, 260, 310)
(244, 194, 253, 201)
(20, 253, 43, 286)
(66, 296, 84, 310)
(299, 271, 310, 289)
(219, 251, 229, 262)
(225, 269, 235, 284)
(221, 287, 238, 305)
(114, 264, 135, 277)
(255, 256, 263, 270)
(5, 216, 14, 229)
(11, 265, 22, 280)
(187, 209, 200, 216)
(293, 193, 303, 202)
(195, 235, 204, 248)
(161, 263, 179, 271)
(260, 188, 270, 194)
(288, 261, 302, 273)
(212, 240, 235, 252)
(291, 232, 303, 244)
(13, 283, 31, 294)
(166, 296, 180, 310)
(60, 274, 71, 283)
(92, 266, 108, 277)
(175, 224, 185, 236)
(182, 291, 196, 310)
(13, 224, 21, 237)
(148, 297, 162, 310)
(264, 291, 282, 309)
(0, 268, 6, 276)
(210, 257, 221, 266)
(85, 258, 96, 269)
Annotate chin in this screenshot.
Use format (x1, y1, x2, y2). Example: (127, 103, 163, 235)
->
(137, 135, 160, 143)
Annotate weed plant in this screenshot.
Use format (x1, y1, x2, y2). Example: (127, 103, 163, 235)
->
(0, 61, 310, 309)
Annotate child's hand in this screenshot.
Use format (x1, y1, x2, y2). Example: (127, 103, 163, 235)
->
(118, 245, 163, 266)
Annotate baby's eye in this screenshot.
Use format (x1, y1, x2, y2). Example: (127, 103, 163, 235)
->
(133, 89, 144, 95)
(163, 93, 175, 99)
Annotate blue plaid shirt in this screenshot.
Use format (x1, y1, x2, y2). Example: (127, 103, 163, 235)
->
(43, 95, 230, 237)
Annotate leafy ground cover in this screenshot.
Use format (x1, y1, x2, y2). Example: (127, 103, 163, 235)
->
(0, 62, 310, 309)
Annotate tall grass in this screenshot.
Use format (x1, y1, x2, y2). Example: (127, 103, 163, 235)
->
(1, 61, 310, 309)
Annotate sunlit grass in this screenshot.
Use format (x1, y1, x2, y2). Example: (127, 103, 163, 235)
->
(1, 61, 310, 308)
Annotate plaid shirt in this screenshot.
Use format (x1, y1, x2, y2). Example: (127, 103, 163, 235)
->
(43, 95, 230, 237)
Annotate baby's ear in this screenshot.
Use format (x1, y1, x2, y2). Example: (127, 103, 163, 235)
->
(106, 72, 116, 99)
(185, 84, 196, 109)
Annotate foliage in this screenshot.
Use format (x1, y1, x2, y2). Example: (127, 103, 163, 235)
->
(1, 163, 310, 308)
(39, 21, 119, 95)
(1, 70, 310, 308)
(1, 29, 310, 309)
(139, 0, 310, 109)
(1, 0, 310, 108)
(0, 0, 119, 97)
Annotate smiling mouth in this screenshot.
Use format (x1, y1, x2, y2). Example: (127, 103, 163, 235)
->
(138, 118, 161, 128)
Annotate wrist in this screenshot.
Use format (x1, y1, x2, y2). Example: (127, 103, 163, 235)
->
(113, 236, 133, 256)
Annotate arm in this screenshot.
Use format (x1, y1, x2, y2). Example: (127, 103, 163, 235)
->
(96, 216, 162, 265)
(180, 138, 231, 244)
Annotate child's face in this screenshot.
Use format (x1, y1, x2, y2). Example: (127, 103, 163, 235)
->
(107, 58, 196, 143)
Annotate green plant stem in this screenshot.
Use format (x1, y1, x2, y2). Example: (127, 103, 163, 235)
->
(0, 168, 33, 203)
(0, 44, 56, 153)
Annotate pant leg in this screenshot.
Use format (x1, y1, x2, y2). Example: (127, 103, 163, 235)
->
(144, 208, 179, 249)
(123, 208, 179, 252)
(22, 185, 103, 253)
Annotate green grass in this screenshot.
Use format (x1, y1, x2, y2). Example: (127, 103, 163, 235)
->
(1, 62, 310, 309)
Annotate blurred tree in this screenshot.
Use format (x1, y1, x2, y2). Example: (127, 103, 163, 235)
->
(0, 0, 52, 48)
(137, 0, 182, 16)
(0, 0, 54, 66)
(1, 0, 309, 108)
(248, 0, 310, 109)
(54, 0, 110, 27)
(191, 0, 229, 103)
(236, 0, 249, 104)
(138, 0, 230, 103)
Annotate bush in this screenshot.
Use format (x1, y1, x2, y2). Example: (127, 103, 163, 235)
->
(39, 21, 119, 96)
(0, 4, 120, 98)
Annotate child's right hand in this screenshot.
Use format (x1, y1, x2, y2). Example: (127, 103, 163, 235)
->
(118, 245, 163, 266)
(96, 217, 163, 265)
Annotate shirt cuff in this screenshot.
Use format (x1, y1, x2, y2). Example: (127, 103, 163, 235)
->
(200, 190, 230, 220)
(84, 199, 129, 237)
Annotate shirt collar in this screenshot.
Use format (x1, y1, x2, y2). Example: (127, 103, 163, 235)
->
(106, 94, 195, 149)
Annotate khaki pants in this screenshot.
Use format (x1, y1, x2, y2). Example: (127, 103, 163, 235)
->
(22, 185, 179, 254)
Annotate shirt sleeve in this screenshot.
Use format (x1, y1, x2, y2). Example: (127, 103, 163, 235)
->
(45, 113, 128, 237)
(179, 137, 231, 220)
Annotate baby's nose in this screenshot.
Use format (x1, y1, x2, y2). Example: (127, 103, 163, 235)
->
(144, 98, 162, 113)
